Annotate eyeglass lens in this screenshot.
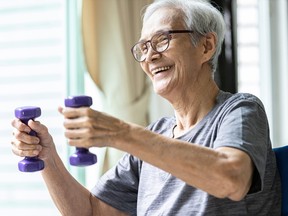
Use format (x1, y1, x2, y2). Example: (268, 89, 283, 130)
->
(132, 32, 170, 62)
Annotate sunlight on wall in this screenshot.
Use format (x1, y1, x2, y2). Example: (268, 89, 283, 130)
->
(0, 1, 67, 215)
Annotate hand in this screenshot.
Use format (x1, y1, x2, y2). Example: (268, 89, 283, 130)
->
(58, 106, 129, 149)
(11, 119, 56, 162)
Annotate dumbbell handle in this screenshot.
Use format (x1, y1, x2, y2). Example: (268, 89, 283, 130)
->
(65, 95, 97, 166)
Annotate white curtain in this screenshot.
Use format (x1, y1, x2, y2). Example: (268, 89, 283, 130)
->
(82, 0, 153, 180)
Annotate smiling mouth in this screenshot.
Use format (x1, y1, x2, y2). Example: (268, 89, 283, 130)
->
(152, 66, 171, 75)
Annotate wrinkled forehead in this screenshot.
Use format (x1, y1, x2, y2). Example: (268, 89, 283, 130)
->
(140, 7, 185, 40)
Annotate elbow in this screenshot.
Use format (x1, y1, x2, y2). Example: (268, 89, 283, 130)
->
(214, 164, 253, 201)
(224, 181, 250, 201)
(220, 174, 253, 201)
(212, 177, 250, 201)
(213, 149, 254, 201)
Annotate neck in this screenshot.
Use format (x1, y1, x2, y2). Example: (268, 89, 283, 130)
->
(172, 76, 219, 133)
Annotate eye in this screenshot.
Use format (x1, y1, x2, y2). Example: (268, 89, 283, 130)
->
(152, 33, 169, 51)
(138, 42, 148, 54)
(157, 33, 169, 43)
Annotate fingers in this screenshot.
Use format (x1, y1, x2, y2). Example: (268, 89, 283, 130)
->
(11, 119, 31, 134)
(27, 120, 49, 137)
(60, 107, 117, 148)
(64, 126, 96, 148)
(63, 116, 94, 130)
(61, 107, 95, 119)
(12, 128, 40, 144)
(11, 130, 42, 157)
(60, 107, 105, 131)
(11, 118, 45, 136)
(11, 118, 45, 157)
(11, 140, 42, 157)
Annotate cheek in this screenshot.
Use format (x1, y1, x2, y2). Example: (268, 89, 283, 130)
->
(175, 60, 189, 77)
(140, 64, 151, 77)
(172, 64, 186, 86)
(175, 60, 198, 84)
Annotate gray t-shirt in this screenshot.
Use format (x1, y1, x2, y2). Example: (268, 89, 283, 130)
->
(92, 91, 281, 215)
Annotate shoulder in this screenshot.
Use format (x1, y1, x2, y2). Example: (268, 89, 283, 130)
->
(146, 116, 175, 133)
(213, 91, 270, 130)
(217, 91, 266, 113)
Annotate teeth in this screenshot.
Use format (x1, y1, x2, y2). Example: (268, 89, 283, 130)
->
(152, 66, 171, 74)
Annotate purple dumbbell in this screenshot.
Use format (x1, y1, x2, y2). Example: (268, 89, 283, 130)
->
(65, 95, 97, 166)
(14, 106, 45, 172)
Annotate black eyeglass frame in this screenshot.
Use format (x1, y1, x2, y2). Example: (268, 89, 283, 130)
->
(131, 30, 194, 62)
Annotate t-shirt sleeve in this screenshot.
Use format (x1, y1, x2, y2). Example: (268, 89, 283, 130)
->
(91, 153, 140, 215)
(213, 96, 269, 193)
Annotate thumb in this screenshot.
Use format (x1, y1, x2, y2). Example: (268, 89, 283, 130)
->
(58, 106, 64, 114)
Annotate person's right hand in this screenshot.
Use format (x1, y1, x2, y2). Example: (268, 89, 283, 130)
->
(11, 119, 56, 163)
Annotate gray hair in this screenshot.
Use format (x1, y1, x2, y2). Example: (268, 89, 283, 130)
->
(142, 0, 226, 74)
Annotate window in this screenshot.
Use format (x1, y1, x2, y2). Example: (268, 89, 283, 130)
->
(236, 0, 288, 147)
(236, 0, 260, 96)
(0, 0, 67, 215)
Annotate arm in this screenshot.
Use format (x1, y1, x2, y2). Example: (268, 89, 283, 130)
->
(61, 107, 254, 201)
(116, 125, 254, 201)
(11, 119, 128, 216)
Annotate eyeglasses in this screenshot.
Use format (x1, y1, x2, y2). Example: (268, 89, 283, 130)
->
(131, 30, 193, 62)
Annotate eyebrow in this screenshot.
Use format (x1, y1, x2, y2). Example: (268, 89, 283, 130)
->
(139, 29, 170, 42)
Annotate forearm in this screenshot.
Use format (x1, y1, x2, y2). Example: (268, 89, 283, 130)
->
(112, 124, 253, 200)
(41, 152, 92, 216)
(115, 125, 218, 182)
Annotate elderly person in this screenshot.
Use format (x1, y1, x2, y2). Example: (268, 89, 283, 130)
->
(11, 0, 281, 215)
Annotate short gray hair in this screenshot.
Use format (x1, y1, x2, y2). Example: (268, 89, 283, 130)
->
(142, 0, 226, 74)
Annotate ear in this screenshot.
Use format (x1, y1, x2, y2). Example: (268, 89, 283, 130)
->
(201, 32, 217, 64)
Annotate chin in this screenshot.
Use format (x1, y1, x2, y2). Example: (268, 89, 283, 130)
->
(153, 86, 169, 97)
(153, 80, 173, 96)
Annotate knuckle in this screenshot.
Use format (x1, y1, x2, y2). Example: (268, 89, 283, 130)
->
(17, 142, 26, 149)
(17, 149, 25, 157)
(87, 127, 94, 136)
(41, 124, 48, 132)
(64, 130, 72, 138)
(85, 120, 93, 129)
(83, 108, 91, 115)
(13, 130, 22, 139)
(18, 123, 28, 132)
